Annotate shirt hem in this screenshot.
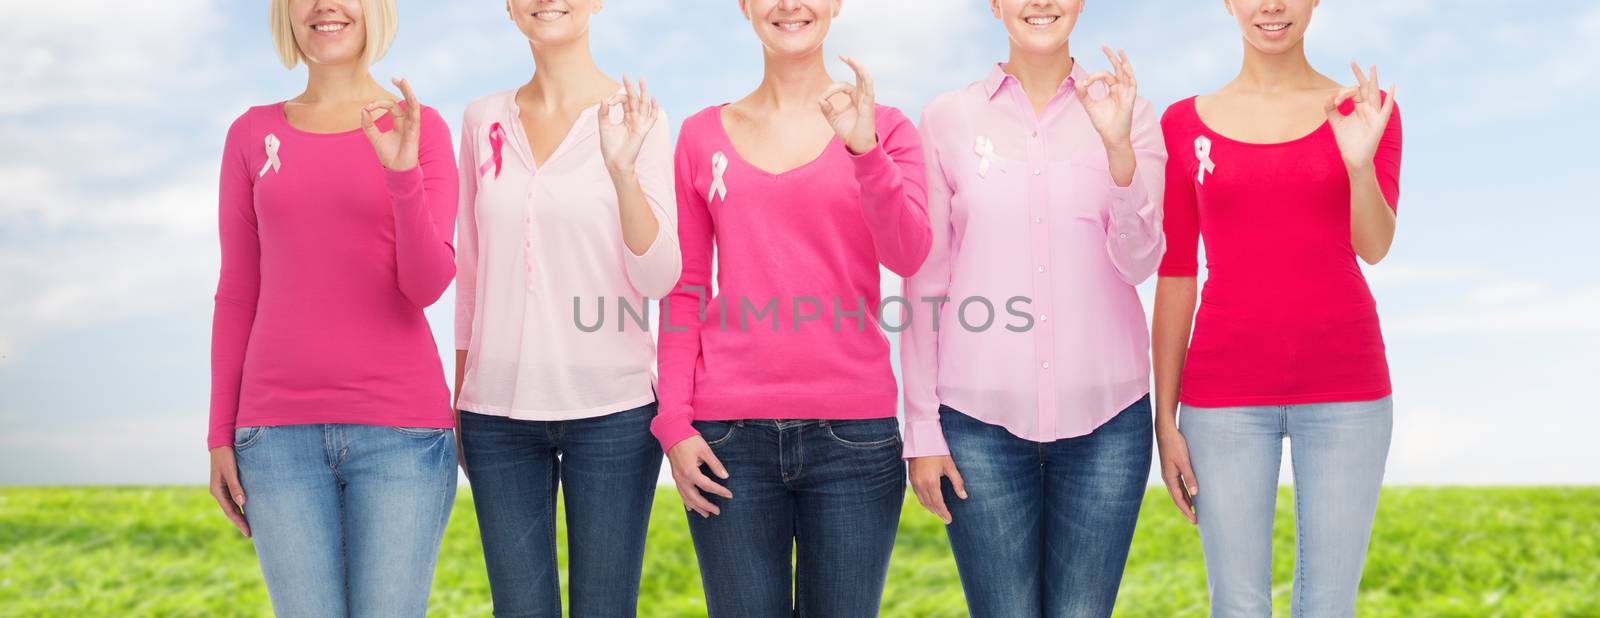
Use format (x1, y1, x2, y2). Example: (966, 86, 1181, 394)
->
(458, 392, 658, 422)
(1179, 386, 1393, 409)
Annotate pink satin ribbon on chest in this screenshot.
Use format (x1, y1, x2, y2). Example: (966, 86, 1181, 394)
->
(479, 122, 506, 179)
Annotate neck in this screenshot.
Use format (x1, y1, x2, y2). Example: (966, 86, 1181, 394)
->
(300, 61, 385, 104)
(752, 47, 834, 112)
(524, 34, 608, 109)
(1004, 43, 1075, 100)
(1234, 39, 1319, 92)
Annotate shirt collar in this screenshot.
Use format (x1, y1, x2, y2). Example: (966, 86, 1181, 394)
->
(982, 59, 1089, 101)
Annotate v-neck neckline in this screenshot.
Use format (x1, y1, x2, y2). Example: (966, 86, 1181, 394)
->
(714, 103, 840, 178)
(507, 93, 601, 174)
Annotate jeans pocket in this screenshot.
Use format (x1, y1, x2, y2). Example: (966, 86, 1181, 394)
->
(824, 418, 902, 449)
(692, 420, 737, 446)
(232, 426, 265, 451)
(390, 426, 449, 438)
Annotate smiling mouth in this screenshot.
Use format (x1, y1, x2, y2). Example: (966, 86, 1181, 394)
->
(1023, 15, 1060, 26)
(311, 21, 349, 33)
(1257, 22, 1290, 32)
(773, 19, 813, 32)
(533, 10, 569, 21)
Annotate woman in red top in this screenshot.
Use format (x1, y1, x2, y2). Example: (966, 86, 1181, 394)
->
(1152, 0, 1402, 615)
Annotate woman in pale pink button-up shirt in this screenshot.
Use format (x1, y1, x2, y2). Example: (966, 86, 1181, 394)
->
(452, 1, 679, 615)
(901, 1, 1165, 615)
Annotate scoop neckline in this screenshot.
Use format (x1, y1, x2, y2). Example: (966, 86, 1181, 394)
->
(712, 103, 841, 178)
(271, 100, 393, 138)
(1188, 96, 1329, 148)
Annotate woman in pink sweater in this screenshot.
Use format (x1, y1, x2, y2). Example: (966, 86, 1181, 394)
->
(1153, 0, 1403, 615)
(656, 1, 931, 614)
(206, 1, 458, 615)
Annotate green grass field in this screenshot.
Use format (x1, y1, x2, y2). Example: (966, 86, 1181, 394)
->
(1, 487, 1595, 616)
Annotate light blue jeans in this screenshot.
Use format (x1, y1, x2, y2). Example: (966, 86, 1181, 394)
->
(233, 423, 458, 617)
(1179, 396, 1393, 618)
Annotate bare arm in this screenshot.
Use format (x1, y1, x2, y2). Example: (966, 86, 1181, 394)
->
(1153, 275, 1199, 524)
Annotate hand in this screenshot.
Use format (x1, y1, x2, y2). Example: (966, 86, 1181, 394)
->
(1327, 62, 1397, 171)
(453, 409, 467, 474)
(361, 77, 424, 172)
(1156, 422, 1199, 525)
(909, 455, 967, 524)
(1076, 46, 1139, 151)
(819, 55, 879, 155)
(598, 74, 661, 179)
(666, 435, 733, 518)
(209, 446, 250, 537)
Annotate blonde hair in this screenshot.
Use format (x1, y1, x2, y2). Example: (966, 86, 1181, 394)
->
(269, 0, 398, 69)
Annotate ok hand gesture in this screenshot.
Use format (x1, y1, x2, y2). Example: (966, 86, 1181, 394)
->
(362, 77, 424, 172)
(819, 55, 879, 155)
(1077, 46, 1139, 150)
(1328, 62, 1398, 170)
(598, 74, 662, 178)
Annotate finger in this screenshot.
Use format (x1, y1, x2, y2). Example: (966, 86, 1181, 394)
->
(1380, 83, 1398, 119)
(210, 481, 250, 535)
(678, 485, 716, 517)
(1368, 65, 1380, 102)
(927, 484, 952, 524)
(702, 449, 730, 480)
(1081, 71, 1119, 89)
(1119, 48, 1137, 91)
(366, 99, 402, 122)
(1179, 459, 1199, 498)
(693, 471, 734, 499)
(685, 481, 723, 516)
(820, 82, 855, 106)
(946, 464, 968, 500)
(1349, 61, 1368, 90)
(1101, 45, 1120, 76)
(394, 77, 421, 120)
(360, 107, 382, 144)
(1162, 474, 1196, 524)
(1325, 86, 1359, 116)
(839, 55, 872, 95)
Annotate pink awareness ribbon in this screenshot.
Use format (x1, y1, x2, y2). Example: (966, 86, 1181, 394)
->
(479, 122, 506, 179)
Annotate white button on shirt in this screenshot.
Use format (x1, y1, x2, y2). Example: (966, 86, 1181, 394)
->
(455, 91, 681, 420)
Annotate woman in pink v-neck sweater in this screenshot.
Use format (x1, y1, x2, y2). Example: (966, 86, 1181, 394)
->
(654, 3, 930, 614)
(651, 104, 930, 449)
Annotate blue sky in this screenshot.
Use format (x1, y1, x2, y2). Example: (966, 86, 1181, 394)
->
(1, 0, 1595, 485)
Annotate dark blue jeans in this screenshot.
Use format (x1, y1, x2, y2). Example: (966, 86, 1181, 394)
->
(940, 395, 1153, 618)
(459, 402, 663, 618)
(685, 417, 906, 617)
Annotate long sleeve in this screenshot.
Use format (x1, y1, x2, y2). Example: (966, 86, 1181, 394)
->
(454, 110, 480, 350)
(208, 115, 261, 450)
(387, 107, 459, 308)
(621, 115, 683, 299)
(1374, 98, 1403, 212)
(651, 125, 711, 450)
(901, 108, 955, 458)
(1157, 107, 1201, 278)
(850, 107, 932, 277)
(1103, 97, 1167, 285)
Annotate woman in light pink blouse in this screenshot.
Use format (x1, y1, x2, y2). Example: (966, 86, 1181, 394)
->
(452, 1, 679, 615)
(901, 1, 1165, 615)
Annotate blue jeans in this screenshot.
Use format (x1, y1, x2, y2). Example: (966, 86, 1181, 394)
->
(685, 417, 906, 617)
(939, 395, 1154, 618)
(233, 423, 458, 618)
(1180, 396, 1394, 618)
(458, 403, 663, 618)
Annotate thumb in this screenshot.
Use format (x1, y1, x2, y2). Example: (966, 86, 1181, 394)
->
(703, 449, 730, 480)
(360, 108, 382, 147)
(946, 463, 968, 500)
